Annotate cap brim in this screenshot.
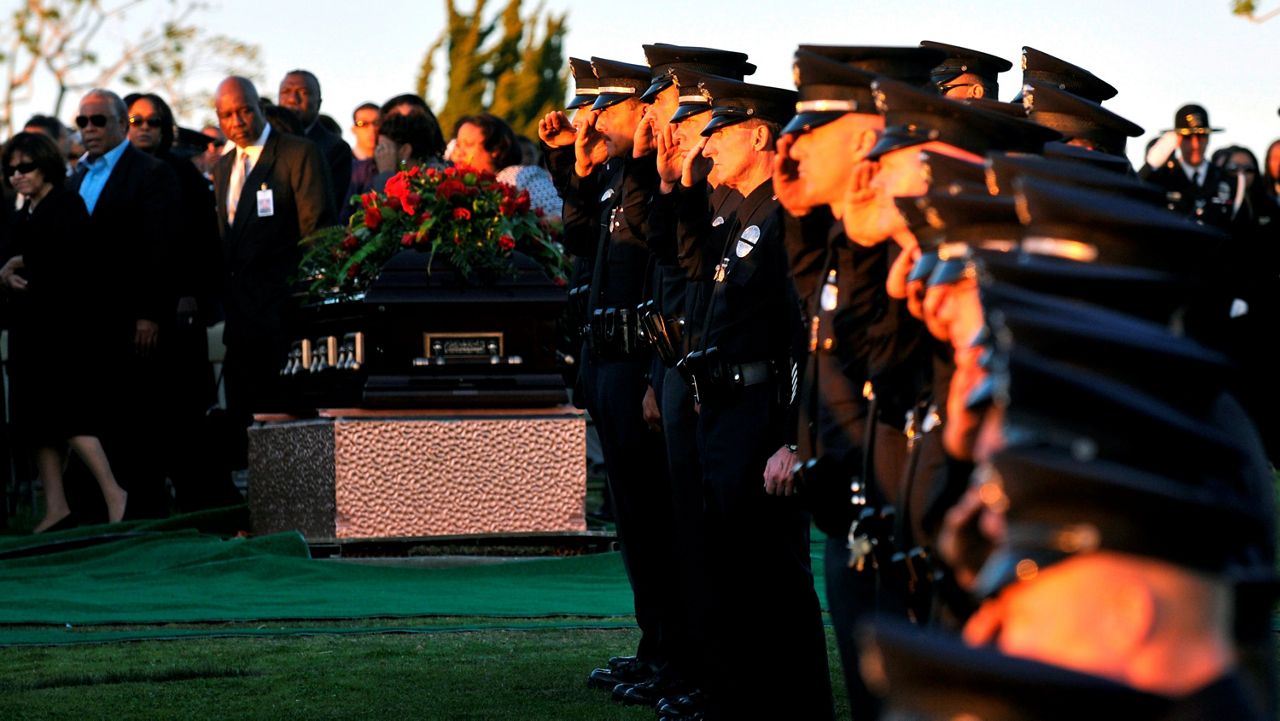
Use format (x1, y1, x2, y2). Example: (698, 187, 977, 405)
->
(567, 94, 597, 110)
(670, 104, 712, 124)
(867, 128, 928, 161)
(701, 113, 749, 137)
(591, 93, 635, 111)
(907, 251, 941, 284)
(927, 259, 969, 287)
(780, 110, 847, 137)
(972, 545, 1070, 599)
(639, 78, 673, 104)
(1170, 127, 1224, 136)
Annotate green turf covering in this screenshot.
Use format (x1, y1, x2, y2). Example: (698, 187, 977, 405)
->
(0, 512, 830, 646)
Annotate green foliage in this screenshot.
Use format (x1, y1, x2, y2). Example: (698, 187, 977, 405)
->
(422, 0, 568, 139)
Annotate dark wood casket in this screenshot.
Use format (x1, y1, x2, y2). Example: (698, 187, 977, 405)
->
(278, 249, 569, 410)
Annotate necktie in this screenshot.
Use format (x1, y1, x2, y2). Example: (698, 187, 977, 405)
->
(227, 150, 250, 225)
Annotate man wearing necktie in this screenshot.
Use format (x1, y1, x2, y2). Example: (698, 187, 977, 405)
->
(211, 76, 334, 464)
(1140, 103, 1231, 226)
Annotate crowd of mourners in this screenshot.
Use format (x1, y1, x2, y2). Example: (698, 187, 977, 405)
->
(2, 40, 1279, 721)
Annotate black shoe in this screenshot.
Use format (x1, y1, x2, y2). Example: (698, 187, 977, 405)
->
(657, 689, 707, 716)
(616, 674, 693, 707)
(587, 658, 657, 690)
(658, 712, 705, 721)
(607, 654, 637, 671)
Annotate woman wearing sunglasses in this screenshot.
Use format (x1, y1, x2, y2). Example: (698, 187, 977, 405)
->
(0, 131, 129, 532)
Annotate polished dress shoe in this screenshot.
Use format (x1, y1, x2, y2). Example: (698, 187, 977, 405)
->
(657, 689, 707, 716)
(587, 658, 657, 690)
(607, 654, 637, 670)
(614, 673, 693, 707)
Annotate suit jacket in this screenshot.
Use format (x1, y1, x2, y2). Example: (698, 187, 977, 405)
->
(213, 130, 335, 347)
(306, 123, 353, 214)
(70, 142, 180, 329)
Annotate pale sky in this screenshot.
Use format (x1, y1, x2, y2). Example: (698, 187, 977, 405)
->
(13, 0, 1280, 169)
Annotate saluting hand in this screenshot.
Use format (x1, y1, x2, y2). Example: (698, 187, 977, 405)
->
(773, 133, 813, 217)
(839, 159, 881, 243)
(538, 111, 576, 148)
(632, 112, 658, 159)
(682, 136, 711, 188)
(135, 319, 159, 356)
(655, 123, 685, 191)
(574, 110, 607, 178)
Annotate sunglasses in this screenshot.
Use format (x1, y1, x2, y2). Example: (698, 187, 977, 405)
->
(128, 115, 165, 128)
(4, 161, 38, 177)
(74, 114, 111, 129)
(937, 82, 978, 94)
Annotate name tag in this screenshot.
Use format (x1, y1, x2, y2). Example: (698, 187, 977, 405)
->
(256, 185, 274, 217)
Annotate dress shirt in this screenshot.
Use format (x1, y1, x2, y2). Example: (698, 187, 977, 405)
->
(78, 138, 130, 215)
(1179, 153, 1210, 187)
(227, 123, 272, 223)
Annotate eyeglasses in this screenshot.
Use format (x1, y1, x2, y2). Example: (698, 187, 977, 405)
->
(937, 82, 979, 95)
(128, 115, 165, 128)
(74, 114, 111, 129)
(4, 162, 38, 177)
(1225, 164, 1258, 174)
(354, 119, 379, 128)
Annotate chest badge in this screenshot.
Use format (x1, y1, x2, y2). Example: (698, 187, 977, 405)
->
(600, 188, 614, 202)
(711, 215, 725, 227)
(735, 224, 761, 258)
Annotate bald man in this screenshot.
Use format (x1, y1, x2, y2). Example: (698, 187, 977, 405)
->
(212, 76, 334, 458)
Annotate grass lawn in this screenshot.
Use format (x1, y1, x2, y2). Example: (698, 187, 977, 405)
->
(0, 622, 851, 720)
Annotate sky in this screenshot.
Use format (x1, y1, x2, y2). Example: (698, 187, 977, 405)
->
(12, 0, 1280, 169)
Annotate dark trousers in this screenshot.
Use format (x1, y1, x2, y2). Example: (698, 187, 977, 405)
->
(661, 365, 709, 685)
(824, 536, 883, 721)
(698, 384, 834, 720)
(580, 350, 676, 665)
(223, 335, 288, 470)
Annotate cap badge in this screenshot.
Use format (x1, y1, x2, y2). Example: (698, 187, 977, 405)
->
(600, 188, 614, 202)
(711, 215, 725, 227)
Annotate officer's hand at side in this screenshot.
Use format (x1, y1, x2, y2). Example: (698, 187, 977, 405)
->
(763, 446, 798, 496)
(0, 255, 27, 293)
(773, 134, 813, 216)
(135, 319, 160, 356)
(538, 111, 576, 148)
(641, 384, 662, 432)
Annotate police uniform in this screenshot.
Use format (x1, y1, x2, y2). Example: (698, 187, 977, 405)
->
(561, 56, 677, 688)
(1139, 104, 1233, 224)
(668, 75, 833, 720)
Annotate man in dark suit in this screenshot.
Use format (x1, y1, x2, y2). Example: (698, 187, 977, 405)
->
(212, 76, 335, 461)
(70, 88, 181, 519)
(278, 70, 352, 213)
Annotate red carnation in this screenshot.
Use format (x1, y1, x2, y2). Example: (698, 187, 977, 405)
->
(436, 178, 466, 200)
(385, 171, 410, 203)
(444, 166, 458, 177)
(498, 234, 515, 250)
(361, 192, 378, 211)
(341, 235, 359, 251)
(347, 262, 362, 279)
(401, 232, 415, 247)
(516, 190, 531, 213)
(453, 207, 471, 221)
(403, 192, 422, 216)
(364, 205, 383, 229)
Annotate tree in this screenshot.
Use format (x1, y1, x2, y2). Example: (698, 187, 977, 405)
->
(0, 0, 260, 135)
(417, 0, 567, 140)
(1232, 1, 1280, 22)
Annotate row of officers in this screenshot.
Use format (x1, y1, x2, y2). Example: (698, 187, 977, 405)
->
(539, 41, 1279, 721)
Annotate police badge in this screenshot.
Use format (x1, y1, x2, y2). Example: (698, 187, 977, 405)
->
(736, 224, 761, 258)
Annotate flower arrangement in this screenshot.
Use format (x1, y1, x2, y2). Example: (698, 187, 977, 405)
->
(298, 164, 567, 301)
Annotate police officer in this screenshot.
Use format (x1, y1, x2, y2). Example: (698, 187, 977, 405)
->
(674, 74, 834, 720)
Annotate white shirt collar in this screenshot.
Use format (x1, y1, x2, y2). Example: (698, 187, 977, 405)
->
(236, 122, 272, 159)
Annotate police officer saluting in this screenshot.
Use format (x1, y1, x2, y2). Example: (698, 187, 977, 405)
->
(673, 74, 834, 720)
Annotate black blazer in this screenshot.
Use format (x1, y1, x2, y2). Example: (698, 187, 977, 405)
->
(306, 123, 353, 213)
(213, 129, 335, 346)
(70, 142, 181, 328)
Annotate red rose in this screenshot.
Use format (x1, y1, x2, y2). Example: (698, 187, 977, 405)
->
(403, 192, 422, 216)
(516, 190, 531, 213)
(420, 210, 433, 220)
(534, 207, 545, 218)
(406, 166, 422, 178)
(385, 171, 409, 200)
(444, 166, 458, 177)
(401, 232, 415, 247)
(436, 178, 466, 200)
(364, 205, 383, 229)
(498, 234, 515, 250)
(553, 275, 568, 288)
(361, 192, 378, 211)
(347, 262, 362, 279)
(453, 207, 471, 221)
(341, 235, 358, 251)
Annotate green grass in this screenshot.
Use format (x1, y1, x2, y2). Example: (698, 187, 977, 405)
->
(0, 624, 851, 720)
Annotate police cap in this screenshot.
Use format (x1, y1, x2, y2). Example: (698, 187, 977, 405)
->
(921, 40, 1012, 94)
(1022, 81, 1143, 155)
(590, 57, 651, 111)
(567, 57, 600, 110)
(1015, 47, 1118, 103)
(698, 76, 797, 136)
(639, 44, 755, 103)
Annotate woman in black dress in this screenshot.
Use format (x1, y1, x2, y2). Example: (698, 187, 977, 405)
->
(0, 132, 128, 532)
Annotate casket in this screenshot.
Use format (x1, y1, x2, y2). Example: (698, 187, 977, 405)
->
(279, 249, 569, 410)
